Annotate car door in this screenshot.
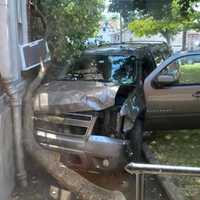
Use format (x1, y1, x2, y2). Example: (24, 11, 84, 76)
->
(144, 52, 200, 130)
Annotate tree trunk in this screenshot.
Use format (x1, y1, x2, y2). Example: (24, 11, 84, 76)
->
(182, 30, 187, 51)
(120, 12, 123, 43)
(23, 62, 126, 200)
(161, 31, 172, 47)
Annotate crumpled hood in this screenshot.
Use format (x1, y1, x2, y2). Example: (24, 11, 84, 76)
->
(33, 80, 120, 114)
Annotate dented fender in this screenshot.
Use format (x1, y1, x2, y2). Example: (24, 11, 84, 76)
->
(120, 86, 145, 125)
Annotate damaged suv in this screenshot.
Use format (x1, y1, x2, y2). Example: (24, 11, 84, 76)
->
(33, 42, 171, 171)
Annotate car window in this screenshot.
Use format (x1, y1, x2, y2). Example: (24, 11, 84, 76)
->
(150, 44, 172, 66)
(108, 55, 136, 85)
(161, 55, 200, 85)
(67, 55, 137, 85)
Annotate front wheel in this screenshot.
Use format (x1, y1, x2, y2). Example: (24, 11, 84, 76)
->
(130, 119, 143, 162)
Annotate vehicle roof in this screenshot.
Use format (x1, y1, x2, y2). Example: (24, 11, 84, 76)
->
(111, 41, 168, 47)
(173, 50, 200, 56)
(84, 41, 170, 57)
(84, 43, 149, 58)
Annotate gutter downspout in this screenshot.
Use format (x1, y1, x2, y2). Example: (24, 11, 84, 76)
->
(0, 77, 28, 188)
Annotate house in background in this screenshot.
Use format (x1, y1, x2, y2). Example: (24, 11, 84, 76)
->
(85, 19, 120, 46)
(187, 32, 200, 50)
(110, 28, 200, 52)
(96, 17, 120, 43)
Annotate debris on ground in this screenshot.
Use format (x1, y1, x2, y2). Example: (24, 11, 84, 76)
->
(11, 156, 168, 200)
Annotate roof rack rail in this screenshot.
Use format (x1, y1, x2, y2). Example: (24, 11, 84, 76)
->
(97, 41, 167, 47)
(130, 40, 165, 42)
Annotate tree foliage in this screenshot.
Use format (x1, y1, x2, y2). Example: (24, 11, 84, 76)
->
(109, 0, 144, 22)
(128, 17, 182, 44)
(30, 0, 104, 64)
(124, 0, 200, 45)
(177, 0, 200, 17)
(109, 0, 199, 18)
(109, 1, 200, 27)
(109, 0, 172, 22)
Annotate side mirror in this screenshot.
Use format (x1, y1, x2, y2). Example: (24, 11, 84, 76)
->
(155, 74, 178, 86)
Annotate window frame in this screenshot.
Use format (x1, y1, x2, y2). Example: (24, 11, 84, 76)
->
(158, 54, 200, 86)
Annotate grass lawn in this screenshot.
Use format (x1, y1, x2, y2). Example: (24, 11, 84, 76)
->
(147, 130, 200, 200)
(180, 63, 200, 84)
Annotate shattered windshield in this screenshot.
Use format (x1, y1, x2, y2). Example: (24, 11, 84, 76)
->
(65, 55, 137, 85)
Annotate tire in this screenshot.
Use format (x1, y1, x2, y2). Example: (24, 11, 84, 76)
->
(130, 119, 143, 162)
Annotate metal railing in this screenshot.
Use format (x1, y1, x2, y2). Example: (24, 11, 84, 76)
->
(125, 162, 200, 200)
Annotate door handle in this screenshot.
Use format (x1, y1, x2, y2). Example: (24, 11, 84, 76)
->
(192, 91, 200, 98)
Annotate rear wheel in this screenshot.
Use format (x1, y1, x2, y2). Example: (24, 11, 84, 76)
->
(130, 119, 143, 162)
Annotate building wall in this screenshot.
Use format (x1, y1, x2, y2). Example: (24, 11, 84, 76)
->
(0, 0, 28, 199)
(187, 32, 200, 50)
(0, 94, 15, 200)
(0, 0, 28, 81)
(0, 0, 12, 80)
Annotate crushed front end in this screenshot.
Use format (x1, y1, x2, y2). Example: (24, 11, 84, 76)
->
(33, 81, 130, 171)
(33, 48, 141, 171)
